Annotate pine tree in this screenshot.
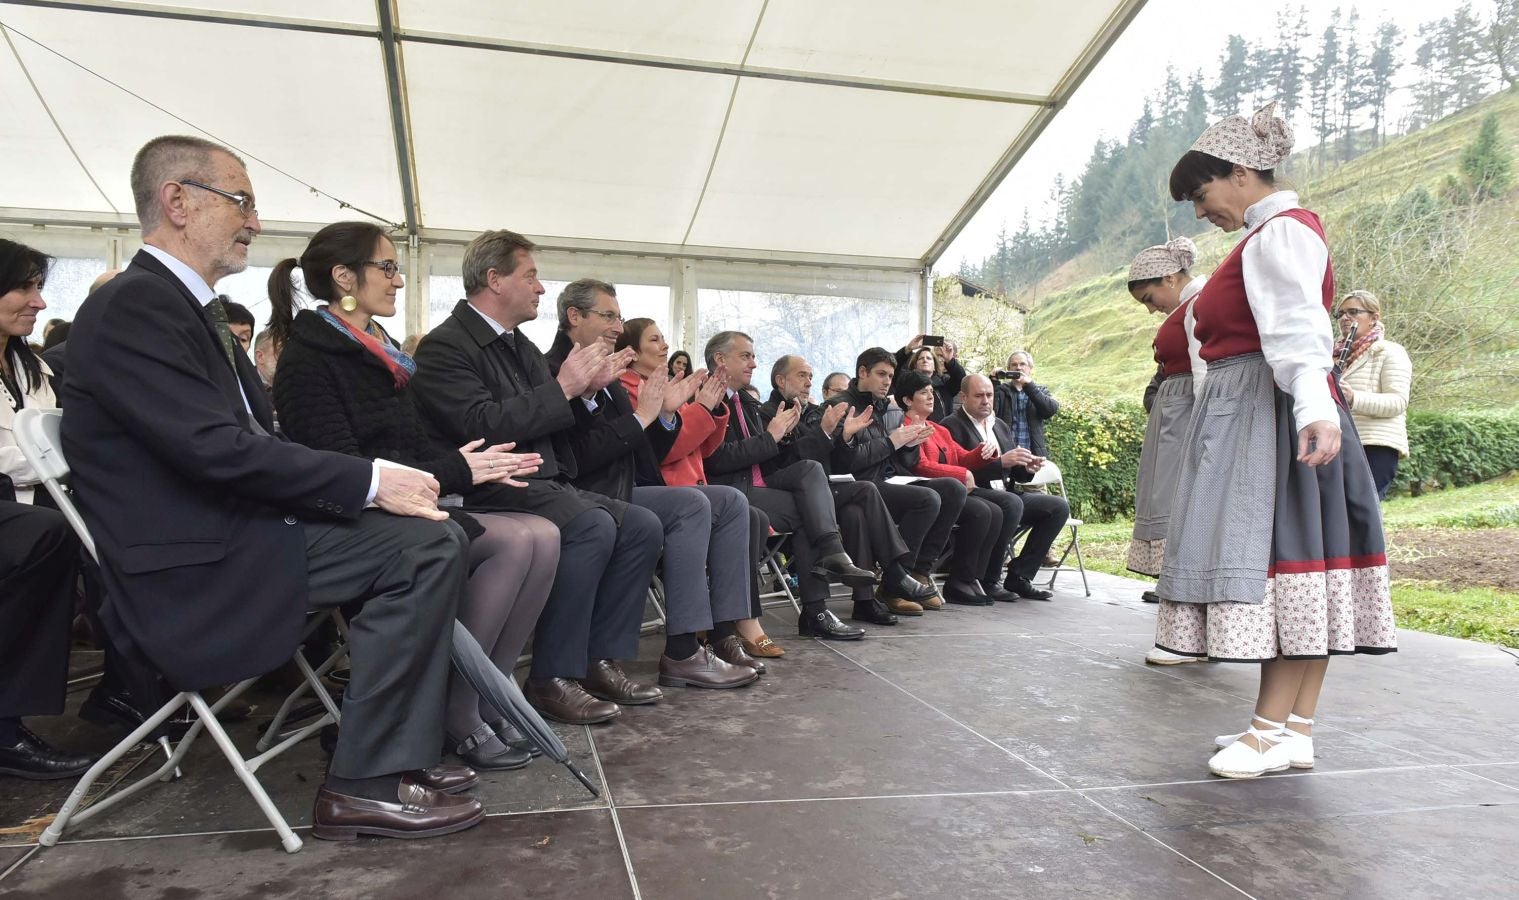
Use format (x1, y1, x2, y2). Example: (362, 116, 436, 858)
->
(1211, 35, 1251, 115)
(1308, 9, 1343, 170)
(1480, 0, 1519, 89)
(1460, 113, 1514, 199)
(1337, 8, 1362, 162)
(1270, 7, 1310, 118)
(1448, 3, 1494, 108)
(1364, 21, 1402, 145)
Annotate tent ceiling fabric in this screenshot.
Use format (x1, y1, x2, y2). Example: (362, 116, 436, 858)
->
(0, 0, 1143, 268)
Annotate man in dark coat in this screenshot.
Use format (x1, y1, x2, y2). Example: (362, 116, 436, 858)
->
(545, 278, 756, 690)
(945, 375, 1069, 600)
(62, 135, 480, 840)
(409, 231, 663, 725)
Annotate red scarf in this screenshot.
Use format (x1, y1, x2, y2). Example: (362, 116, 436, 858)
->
(331, 314, 410, 390)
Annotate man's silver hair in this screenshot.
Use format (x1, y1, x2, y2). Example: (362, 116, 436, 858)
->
(1007, 350, 1034, 368)
(703, 330, 751, 369)
(131, 135, 244, 233)
(557, 278, 616, 331)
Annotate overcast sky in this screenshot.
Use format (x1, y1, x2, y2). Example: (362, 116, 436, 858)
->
(938, 0, 1451, 272)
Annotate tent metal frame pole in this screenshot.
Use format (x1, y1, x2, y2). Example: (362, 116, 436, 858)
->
(0, 0, 373, 38)
(375, 0, 421, 239)
(920, 0, 1151, 267)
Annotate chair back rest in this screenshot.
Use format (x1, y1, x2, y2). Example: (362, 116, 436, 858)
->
(13, 408, 99, 562)
(1027, 458, 1065, 494)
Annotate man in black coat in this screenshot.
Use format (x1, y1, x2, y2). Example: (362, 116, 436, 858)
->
(61, 135, 480, 840)
(409, 231, 663, 725)
(701, 331, 878, 641)
(545, 279, 756, 691)
(992, 350, 1059, 460)
(824, 348, 978, 604)
(763, 354, 939, 619)
(945, 375, 1069, 600)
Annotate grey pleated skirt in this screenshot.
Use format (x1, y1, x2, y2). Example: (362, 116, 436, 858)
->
(1154, 353, 1396, 662)
(1126, 373, 1194, 577)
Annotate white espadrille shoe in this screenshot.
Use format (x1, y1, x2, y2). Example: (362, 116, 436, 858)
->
(1145, 648, 1200, 665)
(1208, 719, 1293, 779)
(1216, 714, 1314, 768)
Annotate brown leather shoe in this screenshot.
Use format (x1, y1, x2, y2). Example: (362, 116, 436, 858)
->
(741, 634, 784, 658)
(908, 571, 945, 609)
(524, 677, 621, 725)
(312, 778, 484, 841)
(711, 635, 766, 673)
(658, 646, 760, 689)
(881, 596, 925, 616)
(412, 764, 478, 795)
(581, 660, 663, 706)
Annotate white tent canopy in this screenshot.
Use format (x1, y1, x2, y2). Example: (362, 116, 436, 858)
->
(0, 0, 1143, 370)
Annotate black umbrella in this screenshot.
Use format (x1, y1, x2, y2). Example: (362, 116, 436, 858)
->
(449, 623, 599, 798)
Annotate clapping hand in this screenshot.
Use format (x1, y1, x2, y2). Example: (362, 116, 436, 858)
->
(694, 366, 728, 411)
(634, 367, 668, 426)
(663, 367, 699, 416)
(841, 403, 873, 440)
(556, 342, 610, 399)
(819, 400, 849, 437)
(765, 400, 802, 441)
(589, 347, 637, 392)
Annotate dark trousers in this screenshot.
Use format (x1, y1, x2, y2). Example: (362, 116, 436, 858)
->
(879, 478, 965, 571)
(743, 460, 842, 609)
(303, 512, 469, 779)
(834, 480, 910, 602)
(969, 487, 1024, 585)
(0, 502, 79, 719)
(531, 505, 662, 680)
(951, 493, 998, 583)
(746, 505, 771, 618)
(632, 484, 751, 635)
(1363, 445, 1399, 500)
(1007, 490, 1070, 582)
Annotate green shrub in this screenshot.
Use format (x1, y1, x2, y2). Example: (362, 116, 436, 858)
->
(1045, 403, 1519, 521)
(1394, 410, 1519, 495)
(1043, 398, 1148, 521)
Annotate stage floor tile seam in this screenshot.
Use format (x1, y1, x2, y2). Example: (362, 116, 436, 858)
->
(587, 724, 644, 900)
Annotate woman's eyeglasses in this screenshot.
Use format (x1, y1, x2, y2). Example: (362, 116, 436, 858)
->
(1336, 308, 1369, 318)
(363, 260, 403, 279)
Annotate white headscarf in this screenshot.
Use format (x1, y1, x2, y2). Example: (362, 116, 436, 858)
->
(1189, 101, 1294, 170)
(1128, 236, 1198, 282)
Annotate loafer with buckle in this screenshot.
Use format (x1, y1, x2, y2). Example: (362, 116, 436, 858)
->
(811, 552, 879, 587)
(799, 608, 865, 640)
(1005, 576, 1054, 601)
(0, 725, 96, 781)
(581, 659, 663, 706)
(312, 777, 485, 841)
(488, 718, 542, 757)
(524, 677, 621, 725)
(412, 763, 479, 794)
(447, 722, 532, 771)
(741, 634, 784, 658)
(658, 645, 761, 689)
(711, 635, 766, 673)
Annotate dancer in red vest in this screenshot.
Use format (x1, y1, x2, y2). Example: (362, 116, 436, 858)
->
(1156, 102, 1395, 779)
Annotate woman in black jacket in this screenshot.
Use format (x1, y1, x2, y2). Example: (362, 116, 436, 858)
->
(270, 222, 557, 772)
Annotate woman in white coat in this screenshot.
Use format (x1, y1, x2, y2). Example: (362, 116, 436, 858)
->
(1334, 290, 1411, 499)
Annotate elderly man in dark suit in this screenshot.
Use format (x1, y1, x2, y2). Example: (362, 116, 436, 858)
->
(62, 135, 481, 840)
(409, 231, 664, 726)
(944, 374, 1069, 600)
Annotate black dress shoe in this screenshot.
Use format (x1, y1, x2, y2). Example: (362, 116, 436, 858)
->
(81, 686, 192, 740)
(798, 608, 865, 640)
(1141, 590, 1161, 603)
(943, 582, 994, 606)
(1006, 576, 1054, 601)
(0, 725, 96, 781)
(488, 718, 542, 757)
(811, 552, 879, 587)
(850, 599, 899, 626)
(882, 570, 938, 603)
(980, 581, 1020, 603)
(448, 723, 532, 771)
(582, 659, 663, 706)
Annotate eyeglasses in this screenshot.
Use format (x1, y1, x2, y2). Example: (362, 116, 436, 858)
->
(1336, 308, 1369, 318)
(584, 309, 623, 323)
(363, 260, 403, 279)
(179, 180, 258, 218)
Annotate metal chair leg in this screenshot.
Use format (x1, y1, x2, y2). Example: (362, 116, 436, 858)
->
(186, 694, 302, 853)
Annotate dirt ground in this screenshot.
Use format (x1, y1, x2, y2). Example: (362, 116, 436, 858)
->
(1385, 527, 1519, 591)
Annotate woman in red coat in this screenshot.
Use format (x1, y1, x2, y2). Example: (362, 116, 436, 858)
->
(616, 318, 783, 659)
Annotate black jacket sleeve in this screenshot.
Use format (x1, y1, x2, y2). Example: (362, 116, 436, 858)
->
(703, 402, 780, 475)
(1026, 382, 1060, 420)
(411, 331, 576, 447)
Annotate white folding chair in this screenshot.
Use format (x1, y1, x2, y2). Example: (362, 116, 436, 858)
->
(15, 407, 334, 853)
(756, 532, 803, 614)
(640, 574, 669, 635)
(1026, 460, 1090, 597)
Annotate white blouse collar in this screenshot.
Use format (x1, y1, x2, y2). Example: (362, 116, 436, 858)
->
(1243, 190, 1300, 235)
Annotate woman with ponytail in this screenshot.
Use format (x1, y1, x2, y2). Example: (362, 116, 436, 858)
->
(271, 222, 560, 773)
(1157, 103, 1394, 779)
(1124, 236, 1208, 664)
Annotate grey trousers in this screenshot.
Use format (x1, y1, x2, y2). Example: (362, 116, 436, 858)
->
(632, 484, 752, 634)
(304, 511, 468, 779)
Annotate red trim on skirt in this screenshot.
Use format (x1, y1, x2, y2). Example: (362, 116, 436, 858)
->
(1269, 553, 1389, 576)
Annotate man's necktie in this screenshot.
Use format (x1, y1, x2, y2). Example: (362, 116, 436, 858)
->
(205, 298, 240, 369)
(730, 396, 767, 488)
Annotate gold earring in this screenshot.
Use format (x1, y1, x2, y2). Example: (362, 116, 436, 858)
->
(339, 295, 358, 313)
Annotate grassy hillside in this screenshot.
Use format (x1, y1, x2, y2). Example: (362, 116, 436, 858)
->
(1009, 89, 1519, 408)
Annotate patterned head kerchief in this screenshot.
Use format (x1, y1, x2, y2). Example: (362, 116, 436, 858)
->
(1128, 236, 1198, 282)
(1189, 101, 1294, 170)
